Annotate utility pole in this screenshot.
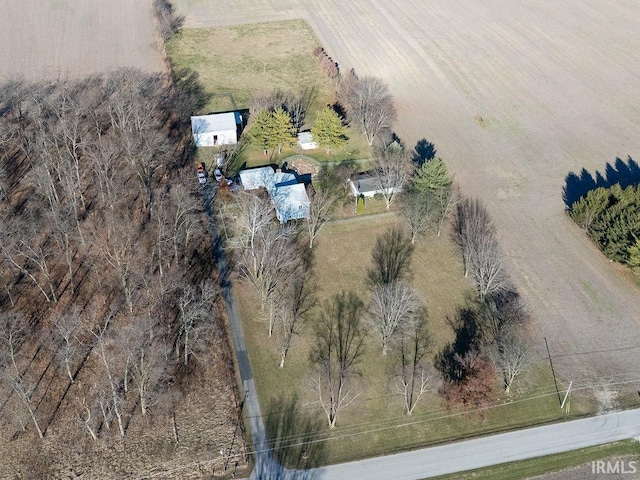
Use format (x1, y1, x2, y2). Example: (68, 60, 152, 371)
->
(545, 337, 562, 406)
(561, 381, 573, 411)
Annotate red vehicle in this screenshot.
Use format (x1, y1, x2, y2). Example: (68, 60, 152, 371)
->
(196, 163, 207, 184)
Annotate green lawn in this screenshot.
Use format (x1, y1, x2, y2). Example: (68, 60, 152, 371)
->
(430, 440, 640, 480)
(234, 215, 596, 466)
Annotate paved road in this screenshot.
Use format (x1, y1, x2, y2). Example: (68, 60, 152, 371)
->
(301, 409, 640, 480)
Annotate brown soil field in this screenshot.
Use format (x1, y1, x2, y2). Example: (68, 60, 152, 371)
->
(173, 0, 640, 399)
(0, 0, 164, 80)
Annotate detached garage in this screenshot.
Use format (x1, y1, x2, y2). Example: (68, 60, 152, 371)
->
(190, 112, 242, 147)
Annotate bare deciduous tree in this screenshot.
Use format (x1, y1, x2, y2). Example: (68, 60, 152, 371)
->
(121, 318, 164, 415)
(273, 253, 316, 368)
(89, 313, 125, 437)
(435, 183, 458, 237)
(0, 217, 57, 302)
(75, 397, 98, 441)
(51, 309, 83, 383)
(176, 281, 218, 366)
(340, 74, 396, 146)
(371, 141, 414, 210)
(469, 231, 511, 302)
(0, 312, 44, 438)
(231, 192, 274, 252)
(453, 197, 493, 278)
(478, 291, 528, 344)
(366, 226, 414, 287)
(310, 292, 366, 428)
(238, 224, 297, 333)
(306, 185, 339, 249)
(284, 87, 317, 132)
(400, 190, 439, 244)
(153, 0, 185, 41)
(491, 327, 531, 393)
(92, 210, 142, 313)
(453, 197, 511, 300)
(393, 311, 433, 415)
(367, 282, 421, 355)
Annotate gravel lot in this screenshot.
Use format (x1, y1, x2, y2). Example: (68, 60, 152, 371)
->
(173, 0, 640, 392)
(0, 0, 164, 80)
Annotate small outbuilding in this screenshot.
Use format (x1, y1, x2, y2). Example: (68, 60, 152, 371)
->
(190, 112, 242, 147)
(348, 174, 401, 198)
(297, 132, 318, 151)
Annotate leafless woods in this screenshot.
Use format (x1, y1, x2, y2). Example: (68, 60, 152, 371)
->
(0, 71, 243, 473)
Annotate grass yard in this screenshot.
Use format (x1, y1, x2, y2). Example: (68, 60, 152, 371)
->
(166, 20, 334, 114)
(234, 215, 596, 466)
(167, 20, 373, 169)
(430, 440, 640, 480)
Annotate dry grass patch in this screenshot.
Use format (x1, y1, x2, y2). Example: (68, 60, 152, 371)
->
(166, 20, 334, 114)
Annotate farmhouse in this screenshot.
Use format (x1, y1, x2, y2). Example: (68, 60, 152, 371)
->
(348, 174, 401, 198)
(190, 112, 243, 147)
(238, 166, 310, 223)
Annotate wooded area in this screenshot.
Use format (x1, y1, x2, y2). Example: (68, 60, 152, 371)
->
(570, 183, 640, 271)
(0, 71, 246, 477)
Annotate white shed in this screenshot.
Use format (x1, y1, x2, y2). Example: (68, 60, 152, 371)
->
(190, 112, 242, 147)
(297, 132, 318, 150)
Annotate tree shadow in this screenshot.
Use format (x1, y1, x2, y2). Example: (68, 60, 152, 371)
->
(434, 305, 479, 383)
(562, 156, 640, 209)
(412, 138, 437, 166)
(264, 393, 327, 472)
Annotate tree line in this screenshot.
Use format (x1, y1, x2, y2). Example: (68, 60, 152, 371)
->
(569, 183, 640, 271)
(0, 71, 243, 465)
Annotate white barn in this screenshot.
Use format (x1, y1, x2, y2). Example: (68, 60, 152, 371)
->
(190, 112, 242, 147)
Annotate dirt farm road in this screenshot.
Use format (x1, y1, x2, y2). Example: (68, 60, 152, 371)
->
(173, 0, 640, 392)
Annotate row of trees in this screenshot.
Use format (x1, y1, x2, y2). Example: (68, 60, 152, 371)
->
(570, 183, 640, 270)
(244, 63, 398, 159)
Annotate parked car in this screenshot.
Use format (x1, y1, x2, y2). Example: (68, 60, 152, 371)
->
(214, 168, 223, 182)
(196, 163, 207, 184)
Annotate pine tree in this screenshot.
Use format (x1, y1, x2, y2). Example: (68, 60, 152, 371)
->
(312, 107, 347, 153)
(628, 240, 640, 272)
(271, 107, 296, 154)
(413, 158, 451, 195)
(247, 107, 296, 156)
(247, 109, 278, 155)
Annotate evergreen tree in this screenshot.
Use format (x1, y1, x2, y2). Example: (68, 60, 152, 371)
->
(271, 107, 296, 154)
(413, 158, 452, 196)
(247, 109, 278, 155)
(247, 107, 296, 156)
(570, 184, 640, 266)
(628, 240, 640, 272)
(312, 107, 347, 153)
